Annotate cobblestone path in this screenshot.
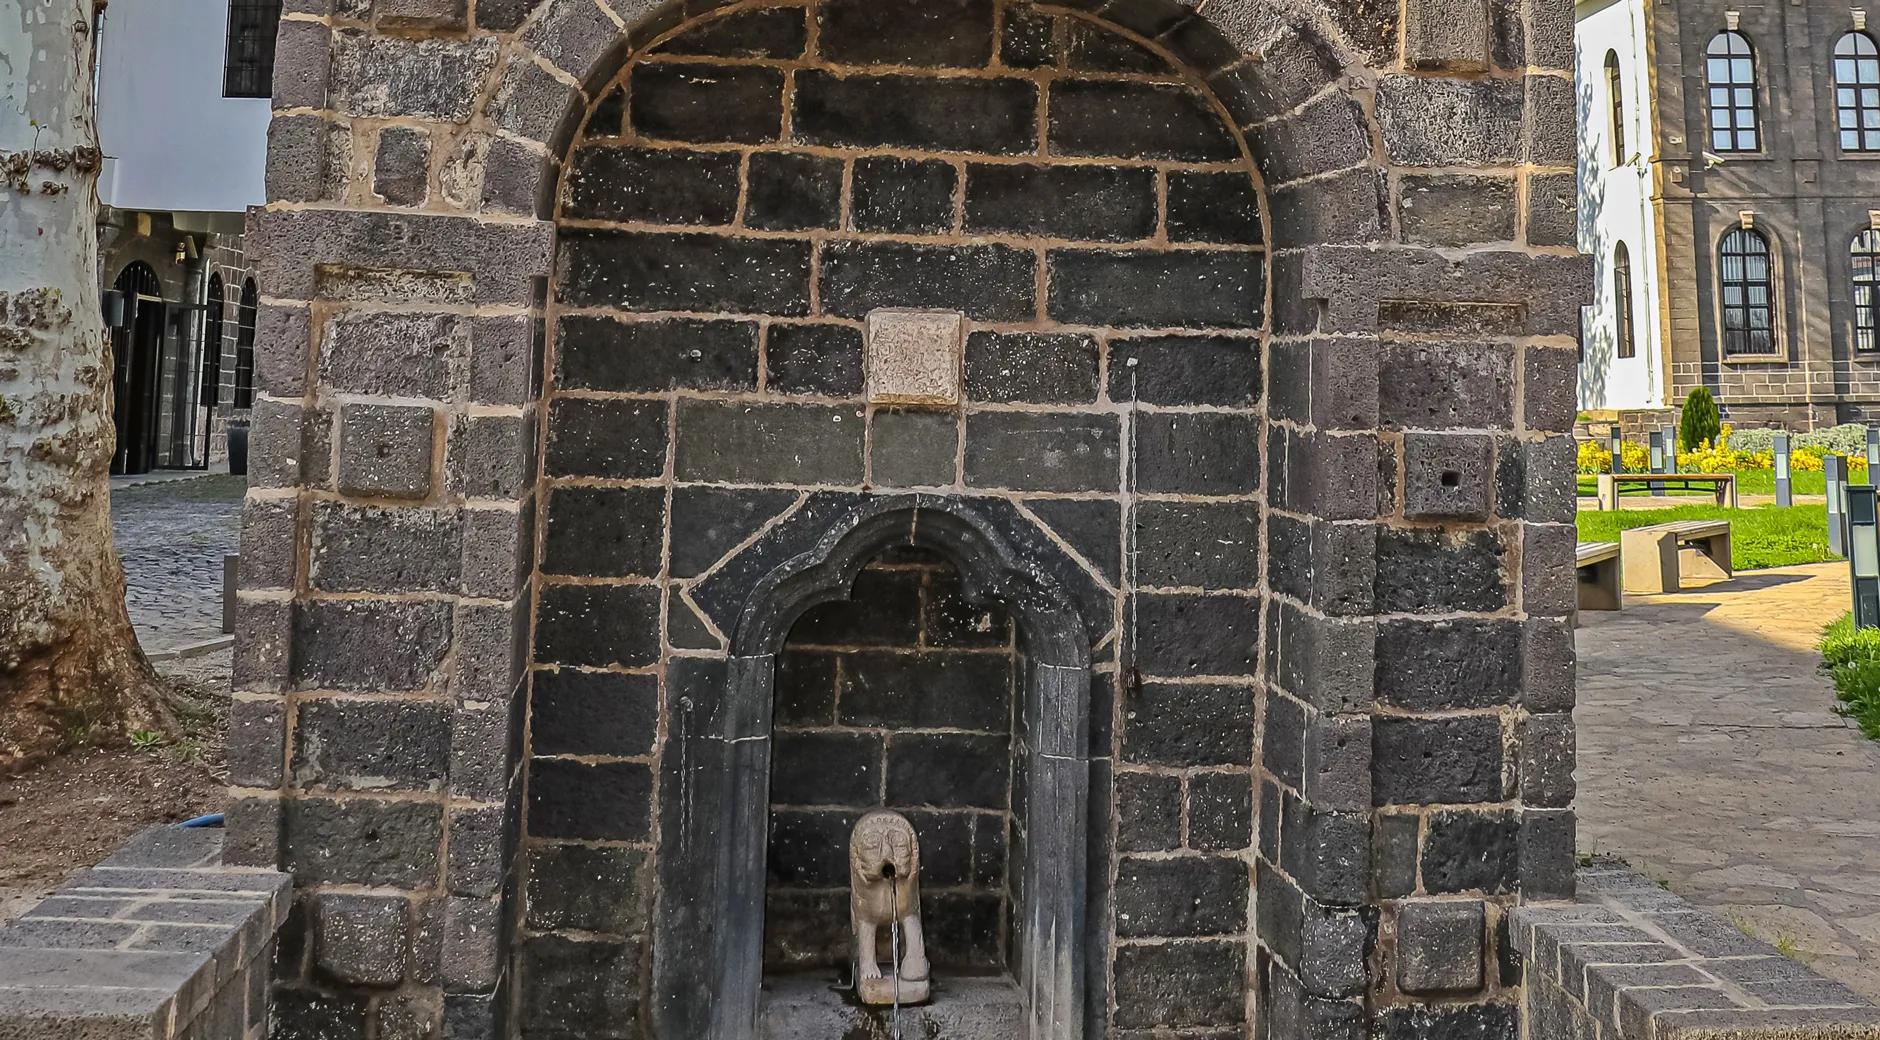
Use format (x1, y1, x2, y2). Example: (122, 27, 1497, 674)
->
(111, 475, 244, 653)
(1577, 561, 1880, 1001)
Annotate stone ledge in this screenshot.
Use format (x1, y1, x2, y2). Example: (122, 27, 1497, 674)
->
(1513, 863, 1880, 1040)
(0, 826, 291, 1040)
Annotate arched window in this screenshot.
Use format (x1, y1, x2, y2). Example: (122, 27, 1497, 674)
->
(233, 278, 257, 408)
(1606, 51, 1628, 166)
(1719, 226, 1775, 356)
(200, 273, 225, 403)
(1706, 31, 1760, 152)
(1614, 243, 1637, 359)
(1835, 32, 1880, 151)
(1854, 230, 1880, 352)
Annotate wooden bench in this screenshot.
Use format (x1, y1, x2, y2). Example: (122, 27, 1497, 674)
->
(1619, 520, 1733, 594)
(1595, 472, 1739, 510)
(1576, 541, 1622, 612)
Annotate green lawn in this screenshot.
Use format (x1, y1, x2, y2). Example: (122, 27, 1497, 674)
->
(1574, 503, 1835, 570)
(1576, 469, 1830, 498)
(1818, 613, 1880, 740)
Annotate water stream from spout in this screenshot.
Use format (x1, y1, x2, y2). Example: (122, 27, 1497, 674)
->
(889, 872, 903, 1040)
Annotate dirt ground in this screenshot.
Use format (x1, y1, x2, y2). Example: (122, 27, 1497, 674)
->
(0, 649, 230, 920)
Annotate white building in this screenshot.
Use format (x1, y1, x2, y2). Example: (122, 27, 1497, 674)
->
(1576, 0, 1666, 411)
(94, 0, 274, 474)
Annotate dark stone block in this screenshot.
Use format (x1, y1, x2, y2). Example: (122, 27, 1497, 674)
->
(819, 240, 1035, 321)
(838, 651, 1012, 731)
(1396, 899, 1486, 994)
(292, 599, 451, 692)
(964, 331, 1099, 403)
(1189, 771, 1253, 852)
(1112, 940, 1246, 1028)
(1049, 80, 1239, 161)
(851, 156, 958, 234)
(657, 7, 807, 58)
(373, 126, 429, 206)
(528, 758, 653, 841)
(1401, 173, 1518, 246)
(1117, 772, 1181, 851)
(674, 400, 864, 484)
(900, 810, 974, 886)
(775, 650, 838, 725)
(1134, 500, 1258, 588)
(921, 565, 1013, 649)
(535, 583, 661, 668)
(526, 845, 648, 934)
(283, 798, 442, 887)
(1065, 20, 1167, 73)
(771, 731, 884, 806)
(562, 145, 741, 224)
(309, 504, 461, 594)
(919, 890, 1005, 970)
(558, 229, 810, 316)
(1167, 171, 1264, 245)
(767, 322, 864, 397)
(870, 409, 959, 487)
(1373, 715, 1505, 806)
(1109, 335, 1260, 408)
(272, 989, 370, 1040)
(1377, 1002, 1518, 1040)
(793, 70, 1038, 153)
(964, 411, 1119, 491)
(1047, 249, 1263, 329)
(1373, 811, 1420, 899)
(629, 63, 784, 143)
(1375, 618, 1520, 710)
(669, 486, 799, 578)
(1379, 342, 1515, 430)
(544, 398, 667, 480)
(788, 566, 922, 645)
(1133, 412, 1260, 494)
(1116, 856, 1247, 938)
(745, 151, 843, 231)
(519, 935, 642, 1035)
(1375, 529, 1509, 614)
(768, 809, 859, 886)
(999, 8, 1055, 67)
(1123, 682, 1255, 767)
(1422, 809, 1518, 895)
(293, 700, 449, 792)
(531, 670, 657, 758)
(963, 163, 1156, 241)
(886, 733, 1010, 808)
(541, 485, 665, 578)
(1132, 593, 1258, 677)
(314, 893, 409, 987)
(817, 0, 995, 67)
(1024, 497, 1121, 586)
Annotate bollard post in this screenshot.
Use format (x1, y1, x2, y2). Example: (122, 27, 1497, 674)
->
(1868, 426, 1879, 470)
(1609, 424, 1624, 476)
(1829, 454, 1849, 557)
(1664, 424, 1680, 475)
(1648, 430, 1666, 496)
(1851, 484, 1880, 630)
(1774, 432, 1793, 508)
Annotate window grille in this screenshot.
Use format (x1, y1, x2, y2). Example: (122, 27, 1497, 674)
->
(224, 0, 282, 99)
(1705, 31, 1760, 152)
(1719, 227, 1776, 357)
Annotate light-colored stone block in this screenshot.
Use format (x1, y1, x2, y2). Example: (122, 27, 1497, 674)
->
(865, 309, 964, 406)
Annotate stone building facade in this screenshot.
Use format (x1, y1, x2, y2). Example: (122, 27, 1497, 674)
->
(231, 0, 1588, 1037)
(1578, 0, 1880, 426)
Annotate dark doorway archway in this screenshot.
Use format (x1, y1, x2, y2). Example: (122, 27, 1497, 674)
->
(110, 262, 164, 476)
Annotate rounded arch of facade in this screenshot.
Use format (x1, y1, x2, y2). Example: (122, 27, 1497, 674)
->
(474, 0, 1380, 247)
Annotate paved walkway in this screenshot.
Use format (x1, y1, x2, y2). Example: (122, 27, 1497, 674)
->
(1577, 562, 1880, 1001)
(110, 474, 244, 653)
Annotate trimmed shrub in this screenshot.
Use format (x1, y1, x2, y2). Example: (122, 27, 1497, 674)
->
(1679, 387, 1721, 451)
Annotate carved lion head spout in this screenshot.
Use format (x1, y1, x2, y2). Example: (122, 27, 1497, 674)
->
(850, 809, 920, 886)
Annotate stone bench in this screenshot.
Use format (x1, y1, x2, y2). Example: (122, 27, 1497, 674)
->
(1620, 520, 1733, 594)
(1515, 863, 1880, 1040)
(1578, 541, 1623, 613)
(0, 825, 290, 1040)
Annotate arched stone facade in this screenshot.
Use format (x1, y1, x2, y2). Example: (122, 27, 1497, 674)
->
(233, 0, 1589, 1036)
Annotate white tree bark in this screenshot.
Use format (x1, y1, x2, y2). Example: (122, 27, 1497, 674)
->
(0, 0, 166, 771)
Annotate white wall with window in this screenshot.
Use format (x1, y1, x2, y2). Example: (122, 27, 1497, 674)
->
(1576, 0, 1664, 410)
(96, 0, 272, 217)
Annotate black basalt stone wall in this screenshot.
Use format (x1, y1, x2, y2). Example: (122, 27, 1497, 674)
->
(764, 550, 1019, 975)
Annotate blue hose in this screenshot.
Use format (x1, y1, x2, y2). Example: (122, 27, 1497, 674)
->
(178, 813, 225, 828)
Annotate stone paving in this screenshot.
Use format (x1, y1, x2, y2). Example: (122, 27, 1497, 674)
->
(110, 474, 244, 653)
(1577, 561, 1880, 1001)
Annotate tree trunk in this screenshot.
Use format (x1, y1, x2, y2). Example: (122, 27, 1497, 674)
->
(0, 0, 168, 772)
